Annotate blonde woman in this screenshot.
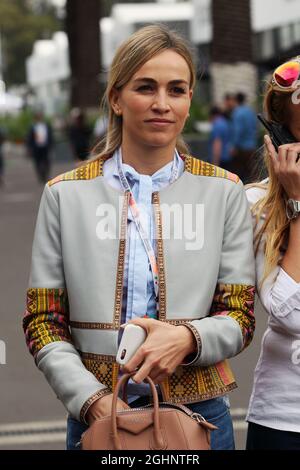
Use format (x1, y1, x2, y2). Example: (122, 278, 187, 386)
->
(23, 25, 255, 450)
(246, 57, 300, 449)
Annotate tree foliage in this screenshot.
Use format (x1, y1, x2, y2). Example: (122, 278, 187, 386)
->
(0, 0, 61, 86)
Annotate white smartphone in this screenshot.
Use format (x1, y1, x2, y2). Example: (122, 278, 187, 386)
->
(116, 324, 146, 365)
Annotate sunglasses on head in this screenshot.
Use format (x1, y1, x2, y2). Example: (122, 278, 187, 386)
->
(272, 57, 300, 92)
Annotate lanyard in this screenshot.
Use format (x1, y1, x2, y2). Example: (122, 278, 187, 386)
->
(116, 148, 180, 314)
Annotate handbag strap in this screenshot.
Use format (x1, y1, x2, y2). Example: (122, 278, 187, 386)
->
(120, 376, 217, 431)
(111, 372, 165, 450)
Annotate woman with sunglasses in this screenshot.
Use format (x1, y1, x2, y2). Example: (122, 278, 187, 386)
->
(23, 25, 255, 450)
(246, 57, 300, 450)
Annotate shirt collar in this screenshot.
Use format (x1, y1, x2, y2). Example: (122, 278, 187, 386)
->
(111, 147, 182, 185)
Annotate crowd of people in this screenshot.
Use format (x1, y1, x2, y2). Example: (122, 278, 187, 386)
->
(21, 109, 108, 185)
(209, 92, 257, 183)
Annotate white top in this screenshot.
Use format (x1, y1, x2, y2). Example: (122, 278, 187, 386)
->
(34, 123, 48, 146)
(246, 181, 300, 432)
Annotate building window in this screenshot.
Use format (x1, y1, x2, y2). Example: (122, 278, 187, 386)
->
(292, 22, 300, 45)
(279, 24, 293, 51)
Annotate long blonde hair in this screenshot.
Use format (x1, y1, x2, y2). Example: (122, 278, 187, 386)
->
(87, 24, 197, 162)
(250, 80, 294, 284)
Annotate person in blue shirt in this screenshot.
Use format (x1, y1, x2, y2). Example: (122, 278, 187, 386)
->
(230, 92, 257, 183)
(209, 106, 232, 170)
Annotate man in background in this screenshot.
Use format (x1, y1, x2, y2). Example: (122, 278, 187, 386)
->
(27, 112, 53, 184)
(68, 108, 92, 162)
(209, 106, 232, 170)
(230, 92, 257, 183)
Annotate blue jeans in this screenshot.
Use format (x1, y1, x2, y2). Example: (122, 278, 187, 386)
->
(187, 396, 235, 450)
(66, 395, 234, 450)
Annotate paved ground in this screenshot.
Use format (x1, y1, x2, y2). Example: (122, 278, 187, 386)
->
(0, 144, 268, 450)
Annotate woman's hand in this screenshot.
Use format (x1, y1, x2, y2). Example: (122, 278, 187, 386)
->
(121, 317, 197, 384)
(86, 394, 130, 425)
(265, 134, 300, 199)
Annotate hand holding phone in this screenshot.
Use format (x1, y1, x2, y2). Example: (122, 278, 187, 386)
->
(116, 324, 146, 365)
(257, 113, 297, 152)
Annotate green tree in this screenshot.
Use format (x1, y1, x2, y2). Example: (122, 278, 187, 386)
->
(0, 0, 61, 86)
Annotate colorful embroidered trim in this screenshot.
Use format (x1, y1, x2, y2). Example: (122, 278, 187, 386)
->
(79, 350, 237, 405)
(80, 388, 112, 424)
(48, 155, 111, 186)
(80, 354, 119, 395)
(23, 288, 72, 357)
(210, 283, 255, 349)
(182, 323, 202, 365)
(159, 360, 237, 403)
(70, 321, 116, 330)
(184, 155, 240, 183)
(47, 153, 239, 186)
(152, 191, 167, 321)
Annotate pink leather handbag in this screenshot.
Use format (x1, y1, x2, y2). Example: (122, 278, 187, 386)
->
(81, 372, 217, 450)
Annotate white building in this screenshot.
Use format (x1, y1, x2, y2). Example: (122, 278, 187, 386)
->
(26, 32, 70, 116)
(101, 2, 193, 70)
(100, 0, 300, 104)
(193, 0, 300, 58)
(25, 1, 300, 113)
(101, 0, 300, 67)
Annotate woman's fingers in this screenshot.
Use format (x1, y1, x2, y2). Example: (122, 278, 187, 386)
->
(121, 347, 144, 374)
(286, 147, 300, 170)
(265, 135, 300, 174)
(122, 319, 188, 385)
(264, 134, 275, 154)
(265, 139, 300, 199)
(280, 144, 300, 172)
(277, 145, 288, 169)
(278, 143, 300, 165)
(264, 135, 279, 172)
(131, 359, 154, 384)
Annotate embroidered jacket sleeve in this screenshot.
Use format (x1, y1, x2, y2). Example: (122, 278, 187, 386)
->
(185, 180, 256, 366)
(23, 184, 110, 423)
(246, 186, 300, 335)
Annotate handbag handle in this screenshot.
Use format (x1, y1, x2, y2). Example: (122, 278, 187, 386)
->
(111, 372, 165, 450)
